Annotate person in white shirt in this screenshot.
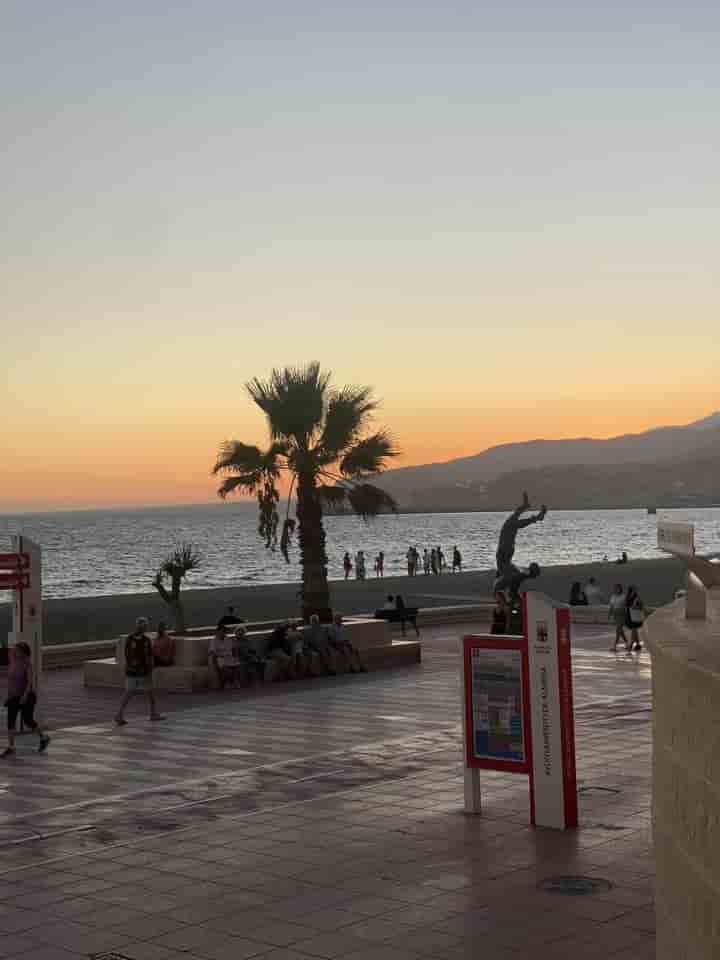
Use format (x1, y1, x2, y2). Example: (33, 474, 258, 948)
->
(209, 625, 239, 688)
(608, 584, 628, 652)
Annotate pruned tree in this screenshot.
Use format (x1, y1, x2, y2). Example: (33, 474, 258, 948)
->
(213, 363, 398, 621)
(151, 542, 201, 634)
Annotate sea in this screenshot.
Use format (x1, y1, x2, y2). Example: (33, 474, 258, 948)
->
(1, 503, 718, 601)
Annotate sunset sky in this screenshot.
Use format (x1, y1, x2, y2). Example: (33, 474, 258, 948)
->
(2, 2, 718, 511)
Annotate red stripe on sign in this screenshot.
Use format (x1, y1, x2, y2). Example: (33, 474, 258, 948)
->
(556, 606, 578, 828)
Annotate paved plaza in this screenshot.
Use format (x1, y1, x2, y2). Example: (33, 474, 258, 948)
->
(0, 624, 655, 959)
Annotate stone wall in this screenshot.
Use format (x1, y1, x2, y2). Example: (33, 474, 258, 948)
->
(646, 593, 720, 959)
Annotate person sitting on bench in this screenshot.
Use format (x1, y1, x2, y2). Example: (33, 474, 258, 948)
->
(234, 626, 266, 686)
(394, 594, 420, 637)
(209, 624, 240, 688)
(302, 615, 335, 675)
(267, 621, 298, 680)
(152, 621, 175, 667)
(328, 613, 366, 673)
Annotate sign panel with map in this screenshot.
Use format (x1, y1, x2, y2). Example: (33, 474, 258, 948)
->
(463, 635, 531, 774)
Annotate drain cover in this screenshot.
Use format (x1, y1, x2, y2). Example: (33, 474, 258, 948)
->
(90, 954, 136, 960)
(540, 876, 613, 895)
(578, 786, 621, 795)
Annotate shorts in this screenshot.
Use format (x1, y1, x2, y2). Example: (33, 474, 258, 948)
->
(125, 675, 152, 692)
(6, 695, 37, 731)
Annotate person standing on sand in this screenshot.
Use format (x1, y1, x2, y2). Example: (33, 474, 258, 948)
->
(452, 546, 462, 573)
(115, 617, 164, 725)
(3, 642, 50, 757)
(608, 585, 628, 652)
(343, 552, 352, 579)
(375, 551, 384, 577)
(423, 549, 431, 575)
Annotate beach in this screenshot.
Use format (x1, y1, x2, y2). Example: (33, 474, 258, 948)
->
(0, 556, 687, 647)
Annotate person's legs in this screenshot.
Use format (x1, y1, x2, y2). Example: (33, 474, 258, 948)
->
(4, 699, 20, 755)
(147, 684, 164, 720)
(115, 687, 134, 724)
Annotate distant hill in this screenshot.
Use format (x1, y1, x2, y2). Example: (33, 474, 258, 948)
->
(374, 412, 720, 511)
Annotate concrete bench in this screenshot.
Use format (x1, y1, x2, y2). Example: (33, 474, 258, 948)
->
(83, 617, 413, 691)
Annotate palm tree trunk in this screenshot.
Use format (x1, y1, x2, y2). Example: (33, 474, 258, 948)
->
(296, 471, 332, 622)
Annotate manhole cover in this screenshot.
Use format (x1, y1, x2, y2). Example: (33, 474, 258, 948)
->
(540, 876, 613, 895)
(90, 953, 136, 960)
(578, 786, 621, 795)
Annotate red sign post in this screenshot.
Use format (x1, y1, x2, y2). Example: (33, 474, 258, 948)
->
(461, 591, 577, 830)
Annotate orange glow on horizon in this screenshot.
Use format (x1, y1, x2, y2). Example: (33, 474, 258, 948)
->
(2, 389, 716, 511)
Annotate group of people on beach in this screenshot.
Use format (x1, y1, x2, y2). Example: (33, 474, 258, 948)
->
(343, 545, 462, 579)
(406, 544, 462, 576)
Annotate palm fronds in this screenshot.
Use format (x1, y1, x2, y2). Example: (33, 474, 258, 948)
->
(246, 362, 331, 443)
(346, 483, 398, 519)
(318, 386, 377, 461)
(340, 431, 398, 478)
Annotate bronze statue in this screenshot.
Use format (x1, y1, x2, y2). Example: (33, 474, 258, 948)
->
(494, 491, 547, 602)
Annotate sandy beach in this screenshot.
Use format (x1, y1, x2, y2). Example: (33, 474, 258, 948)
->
(0, 555, 687, 647)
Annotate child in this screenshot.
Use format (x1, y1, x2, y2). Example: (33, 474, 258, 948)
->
(3, 642, 50, 757)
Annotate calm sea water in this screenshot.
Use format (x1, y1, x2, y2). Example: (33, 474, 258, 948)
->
(1, 503, 718, 600)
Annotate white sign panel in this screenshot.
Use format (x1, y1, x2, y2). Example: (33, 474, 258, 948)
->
(525, 591, 576, 829)
(657, 521, 695, 557)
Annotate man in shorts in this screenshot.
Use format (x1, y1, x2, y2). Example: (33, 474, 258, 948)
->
(115, 617, 164, 725)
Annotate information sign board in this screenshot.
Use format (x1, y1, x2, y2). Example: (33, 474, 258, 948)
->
(463, 635, 531, 774)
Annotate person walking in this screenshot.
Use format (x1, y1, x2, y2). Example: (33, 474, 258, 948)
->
(423, 549, 431, 575)
(626, 586, 644, 652)
(430, 548, 438, 575)
(343, 552, 353, 580)
(3, 642, 50, 757)
(608, 584, 628, 652)
(115, 617, 164, 725)
(355, 550, 366, 580)
(375, 551, 384, 577)
(406, 546, 415, 577)
(452, 546, 462, 573)
(437, 547, 445, 574)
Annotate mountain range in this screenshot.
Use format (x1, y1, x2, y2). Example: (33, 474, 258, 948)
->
(375, 412, 720, 512)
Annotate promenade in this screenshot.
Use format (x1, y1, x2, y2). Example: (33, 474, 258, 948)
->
(0, 622, 654, 959)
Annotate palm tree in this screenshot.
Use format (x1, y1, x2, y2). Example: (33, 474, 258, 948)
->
(151, 542, 202, 634)
(213, 363, 398, 621)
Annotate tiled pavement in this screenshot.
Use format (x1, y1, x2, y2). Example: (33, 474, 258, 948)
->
(0, 623, 655, 959)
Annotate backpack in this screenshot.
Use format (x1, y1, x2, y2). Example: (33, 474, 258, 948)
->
(125, 634, 152, 675)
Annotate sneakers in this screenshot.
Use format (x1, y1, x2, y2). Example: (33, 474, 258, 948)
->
(1, 747, 15, 758)
(150, 714, 165, 721)
(38, 736, 50, 753)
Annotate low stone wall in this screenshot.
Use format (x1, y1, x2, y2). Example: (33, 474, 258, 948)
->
(646, 592, 720, 959)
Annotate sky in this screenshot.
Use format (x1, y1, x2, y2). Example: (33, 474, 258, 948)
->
(2, 1, 718, 510)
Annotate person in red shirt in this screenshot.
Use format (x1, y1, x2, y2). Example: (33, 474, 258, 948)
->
(152, 621, 176, 667)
